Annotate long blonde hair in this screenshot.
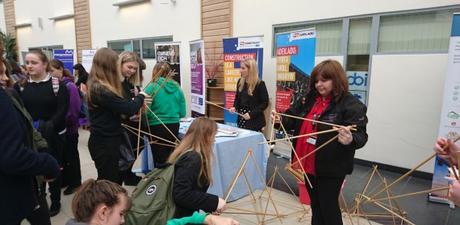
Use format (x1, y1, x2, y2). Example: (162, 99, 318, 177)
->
(87, 48, 123, 108)
(238, 58, 259, 96)
(168, 117, 217, 186)
(151, 62, 172, 83)
(118, 51, 140, 86)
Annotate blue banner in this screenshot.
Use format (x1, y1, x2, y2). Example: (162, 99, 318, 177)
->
(223, 36, 264, 127)
(275, 28, 316, 112)
(53, 49, 74, 75)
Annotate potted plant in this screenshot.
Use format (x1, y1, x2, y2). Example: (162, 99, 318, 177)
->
(205, 53, 223, 87)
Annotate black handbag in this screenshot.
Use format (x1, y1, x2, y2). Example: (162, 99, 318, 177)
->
(119, 131, 135, 171)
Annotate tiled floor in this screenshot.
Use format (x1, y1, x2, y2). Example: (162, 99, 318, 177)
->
(22, 129, 459, 224)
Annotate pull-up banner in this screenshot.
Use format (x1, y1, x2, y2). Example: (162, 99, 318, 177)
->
(223, 36, 264, 127)
(429, 13, 460, 206)
(189, 40, 206, 116)
(275, 28, 316, 113)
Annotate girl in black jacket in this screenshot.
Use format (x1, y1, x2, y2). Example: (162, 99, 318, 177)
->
(229, 58, 269, 131)
(15, 50, 69, 217)
(87, 48, 150, 185)
(274, 59, 368, 225)
(168, 117, 226, 218)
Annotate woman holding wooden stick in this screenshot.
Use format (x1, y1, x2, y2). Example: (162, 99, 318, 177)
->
(435, 137, 460, 205)
(273, 59, 368, 225)
(229, 58, 269, 131)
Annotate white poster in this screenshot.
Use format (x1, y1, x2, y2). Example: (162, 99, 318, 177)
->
(82, 49, 97, 72)
(430, 13, 460, 205)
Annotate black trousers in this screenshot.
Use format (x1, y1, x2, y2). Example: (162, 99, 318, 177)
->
(306, 174, 345, 225)
(17, 182, 52, 225)
(149, 123, 179, 167)
(88, 134, 123, 184)
(62, 133, 82, 187)
(46, 133, 65, 204)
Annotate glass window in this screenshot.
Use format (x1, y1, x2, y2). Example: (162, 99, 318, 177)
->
(141, 37, 173, 59)
(108, 41, 132, 54)
(347, 18, 372, 71)
(274, 21, 342, 56)
(378, 10, 454, 53)
(133, 40, 141, 57)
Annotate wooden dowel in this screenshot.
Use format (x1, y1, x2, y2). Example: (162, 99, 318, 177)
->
(222, 211, 284, 217)
(136, 111, 142, 157)
(291, 135, 339, 167)
(122, 123, 178, 146)
(277, 112, 357, 131)
(260, 127, 339, 144)
(449, 158, 459, 180)
(360, 195, 415, 225)
(143, 104, 180, 143)
(224, 150, 252, 202)
(369, 186, 450, 203)
(205, 100, 245, 117)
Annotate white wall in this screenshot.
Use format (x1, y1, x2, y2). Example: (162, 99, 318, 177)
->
(233, 0, 458, 172)
(15, 0, 76, 63)
(89, 0, 202, 116)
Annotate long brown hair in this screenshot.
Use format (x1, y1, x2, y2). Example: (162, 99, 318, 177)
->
(309, 59, 349, 102)
(71, 179, 130, 223)
(151, 62, 172, 83)
(238, 58, 259, 96)
(168, 117, 217, 186)
(50, 59, 71, 78)
(118, 51, 140, 86)
(87, 48, 123, 108)
(0, 58, 14, 88)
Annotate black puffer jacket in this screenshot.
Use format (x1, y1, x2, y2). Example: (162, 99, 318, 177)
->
(282, 92, 368, 177)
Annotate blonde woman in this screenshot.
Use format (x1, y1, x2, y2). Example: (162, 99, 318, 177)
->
(229, 58, 269, 131)
(87, 48, 150, 184)
(169, 118, 226, 218)
(145, 62, 186, 166)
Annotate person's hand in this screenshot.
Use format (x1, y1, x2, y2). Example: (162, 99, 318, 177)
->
(129, 114, 140, 122)
(337, 126, 353, 145)
(228, 107, 236, 113)
(242, 113, 251, 120)
(215, 198, 226, 214)
(449, 180, 460, 206)
(271, 110, 280, 123)
(139, 91, 153, 105)
(204, 215, 239, 225)
(435, 138, 459, 165)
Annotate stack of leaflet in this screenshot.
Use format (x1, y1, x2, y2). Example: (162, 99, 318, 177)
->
(216, 127, 239, 137)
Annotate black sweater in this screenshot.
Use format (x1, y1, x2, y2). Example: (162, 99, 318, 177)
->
(173, 151, 219, 218)
(282, 92, 368, 177)
(0, 88, 60, 225)
(233, 79, 269, 131)
(89, 86, 144, 137)
(14, 78, 69, 133)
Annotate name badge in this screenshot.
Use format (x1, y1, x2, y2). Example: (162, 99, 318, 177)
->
(306, 136, 317, 145)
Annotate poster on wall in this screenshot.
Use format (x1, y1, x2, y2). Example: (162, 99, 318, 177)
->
(429, 13, 460, 205)
(82, 49, 97, 72)
(189, 40, 206, 117)
(223, 36, 264, 127)
(155, 42, 181, 85)
(347, 71, 369, 105)
(53, 49, 74, 75)
(275, 28, 316, 113)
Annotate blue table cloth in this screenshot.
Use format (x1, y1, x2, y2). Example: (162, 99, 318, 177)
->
(179, 121, 269, 202)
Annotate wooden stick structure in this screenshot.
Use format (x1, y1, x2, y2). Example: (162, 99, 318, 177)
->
(359, 195, 415, 225)
(135, 110, 143, 157)
(276, 112, 357, 131)
(369, 186, 450, 203)
(278, 121, 313, 189)
(123, 123, 177, 148)
(260, 127, 339, 144)
(122, 123, 178, 146)
(206, 100, 245, 117)
(290, 134, 339, 168)
(143, 104, 181, 144)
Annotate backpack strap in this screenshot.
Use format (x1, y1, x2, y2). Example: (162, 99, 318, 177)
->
(51, 76, 60, 96)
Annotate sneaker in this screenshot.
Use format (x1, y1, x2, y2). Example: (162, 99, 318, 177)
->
(49, 202, 61, 217)
(63, 185, 79, 195)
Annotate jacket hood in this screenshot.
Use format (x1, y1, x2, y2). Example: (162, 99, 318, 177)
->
(159, 77, 180, 93)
